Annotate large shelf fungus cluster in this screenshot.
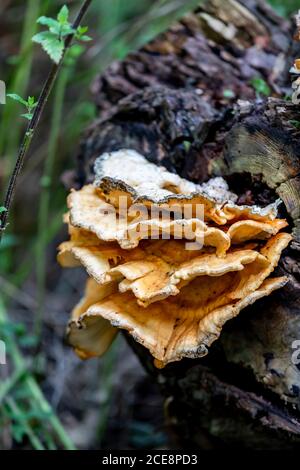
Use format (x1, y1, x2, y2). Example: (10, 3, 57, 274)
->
(58, 150, 292, 368)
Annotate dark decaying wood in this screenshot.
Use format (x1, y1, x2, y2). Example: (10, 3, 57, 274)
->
(75, 0, 300, 448)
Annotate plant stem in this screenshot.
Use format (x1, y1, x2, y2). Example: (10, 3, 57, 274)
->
(25, 374, 76, 449)
(0, 0, 41, 166)
(35, 65, 70, 338)
(43, 429, 58, 450)
(0, 366, 27, 405)
(0, 0, 93, 243)
(6, 397, 45, 450)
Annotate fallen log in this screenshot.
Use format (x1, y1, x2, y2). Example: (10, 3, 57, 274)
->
(74, 0, 300, 448)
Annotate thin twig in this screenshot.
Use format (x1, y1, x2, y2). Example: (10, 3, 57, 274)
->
(0, 0, 93, 242)
(0, 0, 41, 164)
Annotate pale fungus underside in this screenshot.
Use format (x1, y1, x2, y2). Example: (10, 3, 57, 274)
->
(58, 150, 292, 368)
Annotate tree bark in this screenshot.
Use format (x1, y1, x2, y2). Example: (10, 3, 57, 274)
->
(75, 0, 300, 448)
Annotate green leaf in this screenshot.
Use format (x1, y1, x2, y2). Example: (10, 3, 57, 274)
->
(250, 77, 271, 97)
(44, 38, 64, 64)
(27, 97, 37, 114)
(59, 24, 76, 37)
(79, 34, 92, 42)
(289, 119, 300, 129)
(7, 94, 28, 107)
(37, 16, 60, 34)
(76, 25, 91, 42)
(32, 31, 54, 45)
(21, 113, 33, 121)
(34, 4, 88, 62)
(57, 5, 69, 25)
(77, 26, 88, 35)
(0, 207, 7, 214)
(27, 96, 35, 107)
(33, 31, 64, 64)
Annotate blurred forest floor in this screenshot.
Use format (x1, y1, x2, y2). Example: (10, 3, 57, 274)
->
(0, 0, 299, 450)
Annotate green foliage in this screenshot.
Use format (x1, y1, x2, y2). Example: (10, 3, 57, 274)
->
(289, 119, 300, 129)
(38, 6, 74, 36)
(7, 94, 38, 120)
(6, 94, 28, 107)
(0, 303, 75, 450)
(32, 5, 91, 63)
(76, 25, 92, 42)
(268, 0, 300, 17)
(250, 77, 271, 97)
(33, 31, 65, 63)
(57, 4, 69, 25)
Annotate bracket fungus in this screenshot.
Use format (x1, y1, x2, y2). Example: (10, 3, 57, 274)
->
(58, 150, 292, 368)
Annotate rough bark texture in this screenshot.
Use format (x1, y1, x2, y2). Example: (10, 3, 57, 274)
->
(76, 0, 300, 448)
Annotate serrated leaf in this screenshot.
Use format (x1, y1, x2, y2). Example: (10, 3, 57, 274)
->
(7, 94, 28, 106)
(57, 5, 69, 24)
(34, 5, 88, 63)
(43, 38, 64, 63)
(32, 31, 54, 45)
(33, 31, 64, 63)
(37, 16, 60, 33)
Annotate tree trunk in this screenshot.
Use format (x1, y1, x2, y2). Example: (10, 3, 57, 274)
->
(75, 0, 300, 449)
